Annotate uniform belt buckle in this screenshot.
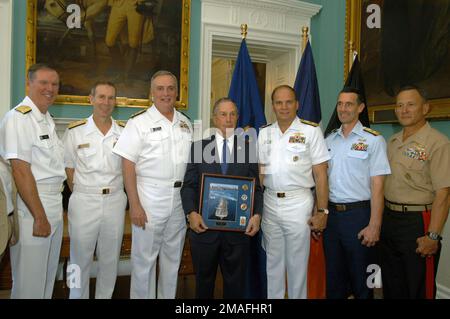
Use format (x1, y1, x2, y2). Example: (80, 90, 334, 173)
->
(277, 192, 286, 198)
(174, 181, 182, 188)
(102, 188, 110, 195)
(336, 204, 346, 212)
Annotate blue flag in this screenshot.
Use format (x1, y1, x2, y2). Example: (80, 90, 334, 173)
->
(228, 38, 267, 299)
(228, 39, 267, 132)
(294, 40, 321, 123)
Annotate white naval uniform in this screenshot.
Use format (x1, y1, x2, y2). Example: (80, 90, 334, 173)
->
(258, 117, 330, 299)
(113, 105, 192, 299)
(0, 159, 13, 258)
(0, 96, 66, 299)
(63, 115, 127, 299)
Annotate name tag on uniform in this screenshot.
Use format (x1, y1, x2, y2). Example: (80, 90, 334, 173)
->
(151, 127, 162, 132)
(39, 134, 49, 140)
(77, 143, 90, 149)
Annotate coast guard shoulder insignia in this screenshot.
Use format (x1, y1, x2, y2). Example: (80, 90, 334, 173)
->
(363, 127, 380, 136)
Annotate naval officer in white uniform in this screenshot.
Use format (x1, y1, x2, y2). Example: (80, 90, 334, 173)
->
(258, 85, 330, 299)
(63, 81, 127, 299)
(0, 63, 65, 299)
(113, 70, 193, 299)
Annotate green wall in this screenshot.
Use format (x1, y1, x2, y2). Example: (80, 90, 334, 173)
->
(307, 0, 346, 131)
(10, 0, 450, 138)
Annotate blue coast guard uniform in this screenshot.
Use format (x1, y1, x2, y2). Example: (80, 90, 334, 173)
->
(324, 121, 391, 298)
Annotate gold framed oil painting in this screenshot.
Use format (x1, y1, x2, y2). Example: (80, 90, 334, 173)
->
(26, 0, 191, 109)
(345, 0, 450, 123)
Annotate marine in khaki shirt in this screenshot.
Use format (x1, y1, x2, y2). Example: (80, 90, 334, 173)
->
(380, 86, 450, 299)
(385, 122, 450, 205)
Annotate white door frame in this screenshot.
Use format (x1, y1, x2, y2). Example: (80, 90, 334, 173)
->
(0, 0, 12, 117)
(199, 0, 321, 135)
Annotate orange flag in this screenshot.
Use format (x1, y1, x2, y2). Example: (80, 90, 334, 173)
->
(307, 235, 326, 299)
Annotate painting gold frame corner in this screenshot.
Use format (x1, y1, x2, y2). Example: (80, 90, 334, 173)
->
(26, 0, 191, 110)
(344, 0, 450, 123)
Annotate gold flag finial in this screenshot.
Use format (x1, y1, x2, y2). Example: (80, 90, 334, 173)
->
(241, 24, 248, 39)
(348, 41, 354, 74)
(301, 26, 309, 53)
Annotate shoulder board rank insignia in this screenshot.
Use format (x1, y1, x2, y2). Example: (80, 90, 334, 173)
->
(179, 111, 191, 122)
(15, 105, 32, 114)
(363, 127, 380, 136)
(116, 120, 126, 128)
(260, 123, 272, 129)
(68, 119, 87, 129)
(300, 119, 319, 127)
(130, 109, 147, 119)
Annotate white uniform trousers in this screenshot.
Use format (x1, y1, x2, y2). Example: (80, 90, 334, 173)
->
(130, 181, 186, 299)
(68, 189, 127, 299)
(10, 184, 63, 299)
(261, 188, 314, 299)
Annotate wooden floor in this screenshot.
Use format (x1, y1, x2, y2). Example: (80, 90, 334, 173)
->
(0, 271, 225, 299)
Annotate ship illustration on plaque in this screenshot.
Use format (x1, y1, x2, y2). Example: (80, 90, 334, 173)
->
(215, 198, 229, 219)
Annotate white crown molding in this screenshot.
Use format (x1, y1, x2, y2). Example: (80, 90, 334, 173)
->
(201, 0, 321, 19)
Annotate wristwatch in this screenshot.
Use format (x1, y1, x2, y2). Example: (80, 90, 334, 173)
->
(426, 231, 442, 241)
(318, 208, 329, 215)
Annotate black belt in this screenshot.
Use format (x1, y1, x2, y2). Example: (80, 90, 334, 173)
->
(174, 181, 183, 188)
(329, 200, 370, 212)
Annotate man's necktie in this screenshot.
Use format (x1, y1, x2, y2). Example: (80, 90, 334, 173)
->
(221, 138, 230, 175)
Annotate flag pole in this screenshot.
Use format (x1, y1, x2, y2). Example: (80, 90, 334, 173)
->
(301, 26, 309, 53)
(241, 24, 248, 39)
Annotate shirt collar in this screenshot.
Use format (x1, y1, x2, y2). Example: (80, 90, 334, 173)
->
(333, 121, 364, 139)
(215, 131, 235, 143)
(288, 117, 302, 131)
(110, 118, 122, 135)
(25, 96, 47, 123)
(273, 117, 301, 134)
(148, 104, 178, 125)
(85, 115, 97, 135)
(85, 115, 120, 137)
(391, 122, 431, 145)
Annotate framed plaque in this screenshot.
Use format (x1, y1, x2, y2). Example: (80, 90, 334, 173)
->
(199, 173, 255, 232)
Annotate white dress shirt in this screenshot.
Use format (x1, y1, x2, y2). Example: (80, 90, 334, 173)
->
(215, 132, 234, 163)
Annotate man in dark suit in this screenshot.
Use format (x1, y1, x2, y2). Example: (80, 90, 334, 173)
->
(181, 97, 263, 299)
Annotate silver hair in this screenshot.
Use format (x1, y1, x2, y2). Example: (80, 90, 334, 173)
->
(212, 97, 239, 116)
(150, 70, 178, 90)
